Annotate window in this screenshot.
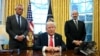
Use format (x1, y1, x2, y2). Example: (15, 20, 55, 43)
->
(31, 0, 49, 34)
(70, 0, 93, 41)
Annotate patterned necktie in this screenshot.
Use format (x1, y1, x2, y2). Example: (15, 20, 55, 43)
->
(49, 36, 53, 47)
(75, 20, 78, 29)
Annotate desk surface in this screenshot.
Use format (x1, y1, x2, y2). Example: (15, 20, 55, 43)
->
(0, 50, 99, 56)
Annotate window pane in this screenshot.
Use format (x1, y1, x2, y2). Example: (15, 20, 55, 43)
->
(71, 0, 79, 3)
(71, 4, 78, 11)
(85, 23, 92, 34)
(86, 2, 93, 13)
(33, 14, 47, 23)
(31, 5, 48, 14)
(32, 0, 42, 4)
(85, 35, 92, 41)
(79, 0, 86, 3)
(86, 14, 93, 21)
(86, 0, 93, 2)
(34, 24, 46, 34)
(78, 3, 86, 13)
(79, 14, 85, 21)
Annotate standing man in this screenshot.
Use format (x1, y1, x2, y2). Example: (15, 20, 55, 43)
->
(34, 21, 66, 51)
(6, 4, 28, 50)
(64, 10, 86, 50)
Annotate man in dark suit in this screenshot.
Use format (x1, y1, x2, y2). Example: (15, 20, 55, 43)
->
(6, 4, 28, 50)
(64, 10, 86, 50)
(34, 21, 66, 51)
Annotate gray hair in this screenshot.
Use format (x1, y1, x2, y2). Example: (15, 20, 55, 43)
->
(71, 10, 78, 14)
(15, 4, 23, 10)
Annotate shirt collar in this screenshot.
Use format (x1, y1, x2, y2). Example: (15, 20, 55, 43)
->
(15, 14, 21, 17)
(48, 34, 54, 38)
(73, 19, 78, 22)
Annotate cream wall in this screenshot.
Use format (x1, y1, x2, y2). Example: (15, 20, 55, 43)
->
(0, 25, 9, 44)
(0, 25, 9, 37)
(0, 0, 9, 44)
(1, 0, 5, 25)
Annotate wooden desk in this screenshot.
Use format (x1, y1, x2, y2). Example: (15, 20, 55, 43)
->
(0, 50, 99, 56)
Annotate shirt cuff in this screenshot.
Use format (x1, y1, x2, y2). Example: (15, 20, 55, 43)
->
(15, 35, 18, 39)
(59, 46, 62, 52)
(22, 35, 25, 38)
(42, 51, 46, 56)
(42, 46, 47, 52)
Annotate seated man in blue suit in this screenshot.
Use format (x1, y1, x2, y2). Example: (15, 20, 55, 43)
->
(34, 21, 66, 52)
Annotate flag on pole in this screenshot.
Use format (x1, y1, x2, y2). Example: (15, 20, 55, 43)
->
(27, 1, 34, 32)
(46, 0, 53, 22)
(26, 1, 34, 47)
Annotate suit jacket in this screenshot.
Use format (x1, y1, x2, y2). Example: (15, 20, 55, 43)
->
(33, 32, 66, 51)
(64, 20, 86, 50)
(6, 15, 28, 44)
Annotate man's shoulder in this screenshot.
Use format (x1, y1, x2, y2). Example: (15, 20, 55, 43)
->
(37, 32, 47, 40)
(38, 32, 47, 36)
(6, 15, 16, 20)
(78, 20, 85, 24)
(55, 33, 62, 37)
(7, 15, 15, 18)
(65, 20, 73, 24)
(21, 16, 26, 19)
(66, 19, 73, 22)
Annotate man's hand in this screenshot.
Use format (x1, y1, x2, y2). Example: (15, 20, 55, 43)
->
(45, 46, 61, 52)
(45, 46, 53, 52)
(16, 35, 24, 41)
(53, 47, 60, 52)
(73, 40, 83, 46)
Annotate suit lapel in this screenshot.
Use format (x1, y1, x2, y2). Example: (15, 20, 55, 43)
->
(54, 34, 59, 46)
(45, 33, 48, 46)
(78, 21, 81, 31)
(20, 17, 23, 28)
(54, 34, 57, 46)
(77, 21, 79, 30)
(19, 16, 24, 29)
(13, 15, 19, 27)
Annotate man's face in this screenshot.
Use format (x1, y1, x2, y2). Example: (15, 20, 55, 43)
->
(15, 6, 23, 15)
(72, 11, 78, 20)
(46, 23, 56, 36)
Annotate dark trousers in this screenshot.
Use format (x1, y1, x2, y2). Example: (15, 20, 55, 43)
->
(9, 40, 27, 50)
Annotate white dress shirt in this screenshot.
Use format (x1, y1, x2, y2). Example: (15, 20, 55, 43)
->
(42, 35, 55, 52)
(42, 34, 62, 52)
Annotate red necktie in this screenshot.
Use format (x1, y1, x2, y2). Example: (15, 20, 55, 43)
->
(49, 36, 53, 47)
